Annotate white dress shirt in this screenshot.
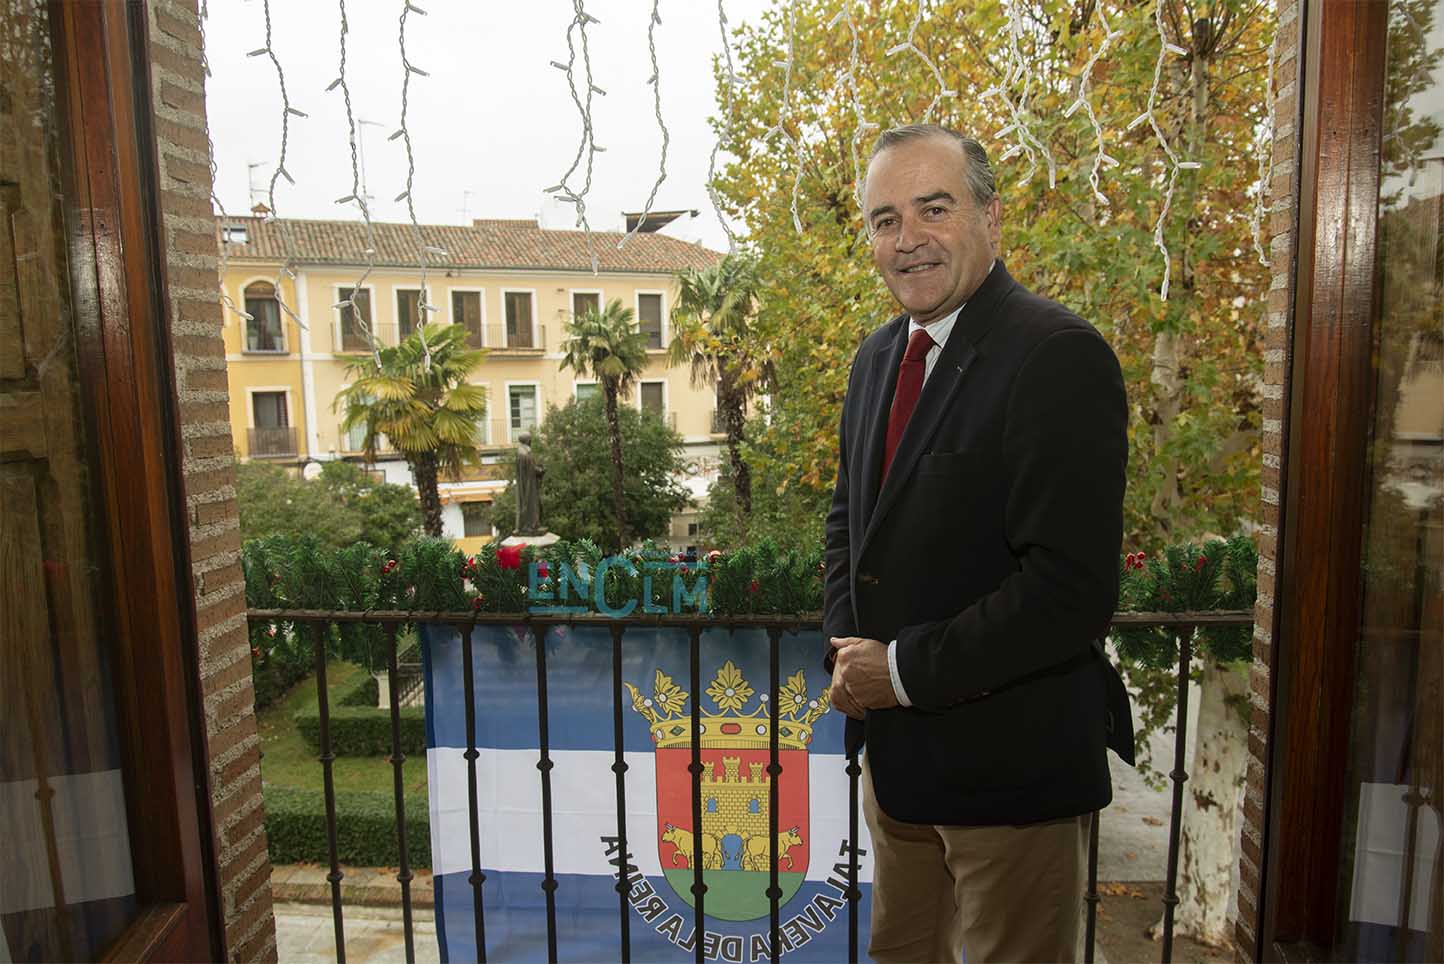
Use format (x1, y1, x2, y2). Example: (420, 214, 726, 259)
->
(885, 302, 964, 709)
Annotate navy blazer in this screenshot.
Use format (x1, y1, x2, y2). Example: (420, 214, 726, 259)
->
(823, 260, 1134, 826)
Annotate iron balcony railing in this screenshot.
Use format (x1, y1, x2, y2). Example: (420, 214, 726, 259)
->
(247, 426, 298, 458)
(244, 608, 1252, 964)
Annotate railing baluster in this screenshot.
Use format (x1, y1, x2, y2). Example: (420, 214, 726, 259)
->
(460, 615, 489, 961)
(533, 620, 560, 963)
(312, 621, 346, 963)
(1161, 626, 1194, 963)
(610, 623, 632, 962)
(846, 746, 861, 964)
(384, 624, 416, 962)
(1084, 810, 1100, 963)
(767, 627, 782, 964)
(688, 625, 706, 964)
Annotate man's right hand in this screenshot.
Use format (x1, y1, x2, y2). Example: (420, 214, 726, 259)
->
(830, 638, 865, 719)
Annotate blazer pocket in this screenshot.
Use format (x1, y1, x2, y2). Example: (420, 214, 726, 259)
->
(917, 449, 982, 476)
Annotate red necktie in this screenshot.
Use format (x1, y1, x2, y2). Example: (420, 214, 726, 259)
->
(882, 328, 935, 481)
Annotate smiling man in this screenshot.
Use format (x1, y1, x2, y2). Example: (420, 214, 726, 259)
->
(823, 125, 1134, 962)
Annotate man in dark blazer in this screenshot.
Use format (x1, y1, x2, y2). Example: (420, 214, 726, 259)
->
(824, 124, 1133, 962)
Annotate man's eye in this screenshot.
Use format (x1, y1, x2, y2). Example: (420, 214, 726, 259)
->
(925, 206, 946, 217)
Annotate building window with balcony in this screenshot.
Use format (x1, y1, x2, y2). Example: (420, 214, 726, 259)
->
(509, 385, 538, 439)
(397, 288, 423, 339)
(337, 287, 373, 352)
(571, 291, 600, 319)
(461, 501, 493, 538)
(639, 381, 665, 417)
(243, 281, 284, 352)
(249, 390, 295, 457)
(504, 291, 534, 348)
(638, 292, 664, 350)
(452, 290, 483, 348)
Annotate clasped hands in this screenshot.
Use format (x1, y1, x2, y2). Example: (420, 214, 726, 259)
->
(829, 636, 899, 719)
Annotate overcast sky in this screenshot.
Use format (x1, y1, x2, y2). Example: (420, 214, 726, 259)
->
(203, 0, 776, 252)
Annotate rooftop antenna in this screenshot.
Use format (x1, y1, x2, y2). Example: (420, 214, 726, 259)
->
(356, 118, 384, 206)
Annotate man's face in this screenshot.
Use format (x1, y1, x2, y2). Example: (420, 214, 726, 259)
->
(862, 136, 1001, 324)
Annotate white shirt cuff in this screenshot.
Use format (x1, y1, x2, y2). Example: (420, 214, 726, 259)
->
(887, 639, 912, 707)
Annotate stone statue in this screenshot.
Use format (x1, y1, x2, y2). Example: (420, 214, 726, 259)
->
(514, 431, 546, 535)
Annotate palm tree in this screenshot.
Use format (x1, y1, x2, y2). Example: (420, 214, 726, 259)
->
(336, 323, 488, 537)
(668, 252, 768, 514)
(560, 298, 648, 550)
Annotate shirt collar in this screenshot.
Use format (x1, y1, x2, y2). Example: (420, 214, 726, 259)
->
(905, 261, 993, 350)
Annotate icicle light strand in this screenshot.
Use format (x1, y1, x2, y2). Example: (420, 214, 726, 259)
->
(250, 0, 306, 328)
(706, 0, 740, 252)
(885, 0, 956, 123)
(828, 1, 878, 217)
(546, 2, 604, 273)
(328, 0, 383, 365)
(620, 0, 670, 250)
(763, 0, 807, 233)
(1062, 0, 1123, 208)
(395, 0, 446, 365)
(1250, 26, 1278, 267)
(1126, 0, 1199, 300)
(982, 0, 1056, 189)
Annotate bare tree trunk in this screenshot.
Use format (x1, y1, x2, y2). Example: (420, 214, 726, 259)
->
(411, 452, 444, 538)
(604, 379, 628, 551)
(1152, 657, 1249, 947)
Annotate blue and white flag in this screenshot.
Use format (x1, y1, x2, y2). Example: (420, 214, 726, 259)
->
(423, 624, 874, 962)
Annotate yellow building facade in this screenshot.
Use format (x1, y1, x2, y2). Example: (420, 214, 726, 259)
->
(219, 215, 727, 552)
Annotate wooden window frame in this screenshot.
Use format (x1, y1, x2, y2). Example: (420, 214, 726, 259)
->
(40, 2, 224, 958)
(1258, 0, 1393, 957)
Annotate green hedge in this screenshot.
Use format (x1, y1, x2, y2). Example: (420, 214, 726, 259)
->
(265, 786, 430, 868)
(253, 657, 311, 712)
(338, 671, 380, 707)
(294, 703, 427, 757)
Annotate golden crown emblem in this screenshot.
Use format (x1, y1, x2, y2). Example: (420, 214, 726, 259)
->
(625, 660, 830, 751)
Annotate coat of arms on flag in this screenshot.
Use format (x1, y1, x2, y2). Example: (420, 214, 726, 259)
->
(627, 661, 829, 922)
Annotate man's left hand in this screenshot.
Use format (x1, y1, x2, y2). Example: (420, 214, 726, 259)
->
(829, 636, 900, 715)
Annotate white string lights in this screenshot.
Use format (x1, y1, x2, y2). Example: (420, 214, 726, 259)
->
(326, 0, 383, 365)
(545, 1, 605, 274)
(1061, 1, 1123, 208)
(982, 0, 1056, 189)
(393, 0, 447, 364)
(886, 0, 955, 124)
(764, 0, 807, 233)
(620, 0, 669, 250)
(1126, 0, 1201, 300)
(1250, 26, 1278, 267)
(706, 0, 740, 252)
(247, 0, 306, 328)
(827, 1, 878, 216)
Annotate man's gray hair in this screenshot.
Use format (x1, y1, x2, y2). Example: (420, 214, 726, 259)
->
(868, 124, 997, 208)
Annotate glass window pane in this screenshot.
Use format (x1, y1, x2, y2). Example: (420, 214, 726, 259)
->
(640, 382, 664, 414)
(397, 288, 422, 339)
(244, 283, 282, 352)
(509, 386, 537, 435)
(638, 293, 663, 350)
(338, 288, 372, 352)
(1334, 2, 1444, 959)
(572, 292, 599, 317)
(2, 5, 141, 955)
(461, 501, 492, 537)
(505, 292, 533, 348)
(452, 290, 482, 348)
(575, 383, 600, 403)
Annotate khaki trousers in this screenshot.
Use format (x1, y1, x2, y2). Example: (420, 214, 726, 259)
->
(862, 756, 1087, 963)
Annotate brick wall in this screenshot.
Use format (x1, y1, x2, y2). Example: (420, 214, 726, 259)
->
(1233, 0, 1301, 957)
(146, 2, 276, 960)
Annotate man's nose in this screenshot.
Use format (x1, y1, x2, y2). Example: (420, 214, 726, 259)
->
(894, 214, 927, 252)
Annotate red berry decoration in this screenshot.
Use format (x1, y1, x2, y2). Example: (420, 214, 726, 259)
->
(382, 559, 399, 575)
(749, 579, 760, 595)
(1125, 553, 1137, 569)
(472, 595, 486, 611)
(706, 549, 722, 564)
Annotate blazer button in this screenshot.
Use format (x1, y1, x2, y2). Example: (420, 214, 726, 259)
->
(857, 572, 879, 586)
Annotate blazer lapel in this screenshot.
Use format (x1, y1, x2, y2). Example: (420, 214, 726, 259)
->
(857, 317, 907, 539)
(857, 260, 1017, 557)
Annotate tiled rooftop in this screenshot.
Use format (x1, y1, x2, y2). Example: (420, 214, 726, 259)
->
(217, 215, 722, 275)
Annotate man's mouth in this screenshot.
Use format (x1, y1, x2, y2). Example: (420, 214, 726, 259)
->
(898, 262, 940, 275)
